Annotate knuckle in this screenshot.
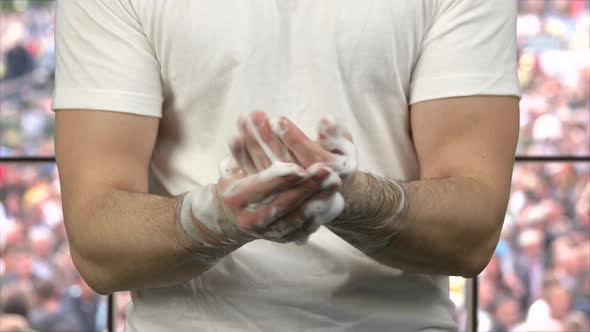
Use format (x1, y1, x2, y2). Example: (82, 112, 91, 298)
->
(223, 196, 240, 208)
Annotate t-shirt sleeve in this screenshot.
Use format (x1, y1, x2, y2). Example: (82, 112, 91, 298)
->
(52, 0, 163, 118)
(409, 0, 521, 105)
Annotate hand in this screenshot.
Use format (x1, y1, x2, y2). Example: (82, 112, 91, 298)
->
(174, 113, 355, 255)
(232, 112, 359, 238)
(215, 156, 341, 243)
(270, 114, 358, 193)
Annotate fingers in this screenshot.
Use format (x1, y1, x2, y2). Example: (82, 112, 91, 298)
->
(232, 167, 335, 229)
(235, 113, 344, 172)
(261, 211, 310, 242)
(224, 112, 355, 244)
(261, 191, 344, 243)
(221, 162, 325, 208)
(239, 113, 273, 170)
(317, 117, 357, 176)
(318, 116, 353, 145)
(239, 112, 294, 171)
(229, 136, 257, 175)
(274, 117, 334, 167)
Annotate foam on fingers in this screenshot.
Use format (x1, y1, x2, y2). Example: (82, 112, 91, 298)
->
(270, 116, 287, 137)
(218, 114, 359, 245)
(317, 118, 357, 176)
(258, 161, 306, 182)
(244, 113, 279, 164)
(303, 192, 345, 226)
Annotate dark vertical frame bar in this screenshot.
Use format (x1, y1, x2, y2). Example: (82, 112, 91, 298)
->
(469, 277, 477, 332)
(108, 294, 115, 332)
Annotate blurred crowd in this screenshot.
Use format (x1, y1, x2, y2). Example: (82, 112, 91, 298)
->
(0, 1, 589, 332)
(0, 1, 588, 158)
(0, 164, 111, 332)
(475, 162, 590, 332)
(1, 2, 55, 157)
(516, 0, 590, 156)
(469, 3, 590, 331)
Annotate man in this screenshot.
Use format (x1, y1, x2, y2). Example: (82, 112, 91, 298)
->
(59, 274, 106, 332)
(53, 0, 520, 331)
(489, 294, 522, 332)
(29, 279, 79, 332)
(0, 244, 32, 288)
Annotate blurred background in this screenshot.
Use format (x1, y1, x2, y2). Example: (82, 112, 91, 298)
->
(0, 0, 588, 331)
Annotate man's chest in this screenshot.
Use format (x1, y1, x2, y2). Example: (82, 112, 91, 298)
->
(139, 0, 431, 99)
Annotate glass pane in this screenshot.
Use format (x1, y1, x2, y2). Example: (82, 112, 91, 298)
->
(450, 276, 469, 332)
(516, 1, 590, 156)
(0, 163, 107, 332)
(0, 1, 56, 157)
(478, 162, 590, 332)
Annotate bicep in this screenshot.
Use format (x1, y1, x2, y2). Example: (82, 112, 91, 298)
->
(55, 110, 159, 206)
(410, 96, 519, 195)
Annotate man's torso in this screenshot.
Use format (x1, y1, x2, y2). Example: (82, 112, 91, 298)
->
(124, 1, 457, 331)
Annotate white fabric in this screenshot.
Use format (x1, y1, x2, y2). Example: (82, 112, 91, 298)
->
(52, 0, 520, 331)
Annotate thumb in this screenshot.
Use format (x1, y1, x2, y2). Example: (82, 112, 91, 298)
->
(318, 116, 353, 153)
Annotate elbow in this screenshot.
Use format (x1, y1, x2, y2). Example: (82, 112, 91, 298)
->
(70, 246, 115, 295)
(64, 209, 118, 295)
(460, 180, 511, 277)
(459, 253, 493, 278)
(459, 215, 504, 278)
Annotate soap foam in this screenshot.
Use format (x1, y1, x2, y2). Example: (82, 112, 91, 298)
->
(177, 114, 362, 253)
(222, 114, 358, 243)
(248, 114, 356, 242)
(177, 185, 225, 247)
(269, 117, 287, 137)
(245, 115, 279, 163)
(318, 117, 357, 176)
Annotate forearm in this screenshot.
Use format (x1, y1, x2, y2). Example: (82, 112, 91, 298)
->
(328, 172, 506, 277)
(66, 188, 241, 295)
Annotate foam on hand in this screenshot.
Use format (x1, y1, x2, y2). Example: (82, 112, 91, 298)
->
(318, 116, 358, 176)
(244, 114, 279, 163)
(224, 113, 358, 244)
(270, 116, 287, 137)
(173, 114, 361, 260)
(176, 184, 236, 250)
(303, 192, 345, 225)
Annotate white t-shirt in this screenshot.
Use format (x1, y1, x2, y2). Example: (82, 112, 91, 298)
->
(52, 0, 520, 331)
